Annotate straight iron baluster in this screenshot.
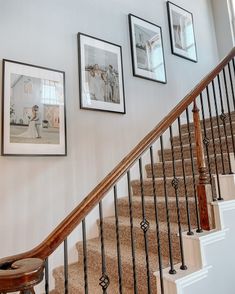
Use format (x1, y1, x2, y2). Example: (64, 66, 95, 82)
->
(64, 238, 68, 294)
(127, 171, 138, 294)
(149, 146, 164, 294)
(45, 258, 49, 294)
(222, 68, 235, 156)
(217, 74, 232, 173)
(82, 219, 88, 294)
(212, 80, 225, 174)
(206, 85, 222, 200)
(114, 185, 123, 294)
(227, 62, 235, 156)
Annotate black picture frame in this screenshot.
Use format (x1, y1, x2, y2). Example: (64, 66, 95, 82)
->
(78, 33, 126, 114)
(167, 1, 198, 62)
(128, 14, 167, 84)
(2, 59, 67, 156)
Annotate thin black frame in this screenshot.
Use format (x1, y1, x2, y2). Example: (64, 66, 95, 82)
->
(167, 1, 198, 62)
(2, 59, 67, 156)
(128, 13, 167, 84)
(78, 32, 126, 114)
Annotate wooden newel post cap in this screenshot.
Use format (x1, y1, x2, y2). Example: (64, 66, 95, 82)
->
(0, 258, 44, 293)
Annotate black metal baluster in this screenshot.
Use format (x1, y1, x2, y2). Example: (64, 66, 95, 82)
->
(227, 62, 235, 156)
(114, 185, 123, 294)
(223, 68, 235, 156)
(64, 238, 68, 294)
(127, 171, 138, 294)
(178, 116, 193, 235)
(231, 58, 235, 96)
(228, 62, 235, 109)
(206, 85, 222, 201)
(212, 80, 226, 174)
(99, 201, 110, 294)
(82, 219, 88, 294)
(149, 146, 164, 294)
(160, 135, 176, 274)
(45, 258, 49, 294)
(199, 93, 215, 200)
(232, 58, 235, 77)
(217, 74, 232, 173)
(139, 157, 151, 293)
(186, 107, 202, 233)
(169, 125, 187, 270)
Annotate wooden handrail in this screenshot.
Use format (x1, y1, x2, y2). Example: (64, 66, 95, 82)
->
(1, 47, 235, 269)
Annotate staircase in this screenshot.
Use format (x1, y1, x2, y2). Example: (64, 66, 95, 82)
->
(1, 49, 235, 294)
(52, 113, 235, 293)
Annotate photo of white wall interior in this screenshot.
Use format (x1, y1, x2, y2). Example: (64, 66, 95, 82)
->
(129, 14, 167, 83)
(167, 1, 197, 62)
(10, 74, 61, 144)
(135, 24, 165, 75)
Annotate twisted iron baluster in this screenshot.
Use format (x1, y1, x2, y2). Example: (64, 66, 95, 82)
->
(169, 125, 187, 270)
(160, 135, 176, 274)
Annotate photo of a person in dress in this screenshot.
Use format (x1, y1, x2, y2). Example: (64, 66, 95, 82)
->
(84, 44, 120, 104)
(32, 105, 42, 138)
(9, 74, 61, 144)
(17, 106, 38, 139)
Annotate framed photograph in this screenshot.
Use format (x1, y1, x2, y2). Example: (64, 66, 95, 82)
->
(2, 59, 67, 156)
(167, 1, 197, 62)
(78, 33, 126, 114)
(129, 14, 167, 83)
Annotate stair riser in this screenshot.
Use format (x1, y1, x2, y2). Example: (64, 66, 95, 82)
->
(146, 156, 230, 178)
(76, 244, 157, 293)
(159, 137, 234, 161)
(53, 279, 82, 294)
(131, 178, 217, 200)
(131, 178, 197, 198)
(117, 199, 197, 227)
(173, 123, 235, 146)
(53, 266, 121, 294)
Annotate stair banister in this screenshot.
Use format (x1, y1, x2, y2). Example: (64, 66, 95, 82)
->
(1, 47, 235, 293)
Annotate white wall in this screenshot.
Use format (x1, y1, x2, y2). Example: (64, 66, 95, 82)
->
(211, 0, 234, 59)
(0, 0, 218, 260)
